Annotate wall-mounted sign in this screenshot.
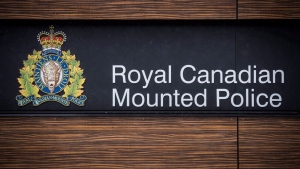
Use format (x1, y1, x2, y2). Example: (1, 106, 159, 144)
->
(0, 21, 299, 113)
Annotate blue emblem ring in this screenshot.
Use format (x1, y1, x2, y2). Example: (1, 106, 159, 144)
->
(34, 55, 70, 94)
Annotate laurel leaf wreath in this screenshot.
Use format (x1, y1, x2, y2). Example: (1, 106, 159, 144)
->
(61, 50, 85, 98)
(17, 50, 85, 98)
(18, 50, 42, 98)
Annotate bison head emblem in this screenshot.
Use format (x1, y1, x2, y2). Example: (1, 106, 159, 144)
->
(42, 61, 61, 93)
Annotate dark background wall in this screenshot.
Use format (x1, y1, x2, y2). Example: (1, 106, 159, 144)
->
(0, 1, 300, 168)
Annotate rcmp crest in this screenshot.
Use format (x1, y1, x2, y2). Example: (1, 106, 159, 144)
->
(16, 25, 87, 106)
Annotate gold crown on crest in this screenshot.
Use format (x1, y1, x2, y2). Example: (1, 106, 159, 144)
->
(37, 25, 66, 51)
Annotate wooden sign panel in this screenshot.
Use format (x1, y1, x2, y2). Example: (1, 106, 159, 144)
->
(0, 20, 299, 114)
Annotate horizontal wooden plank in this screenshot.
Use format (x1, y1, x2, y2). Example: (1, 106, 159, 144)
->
(0, 117, 237, 168)
(2, 0, 300, 19)
(238, 0, 300, 19)
(239, 117, 300, 168)
(0, 0, 236, 20)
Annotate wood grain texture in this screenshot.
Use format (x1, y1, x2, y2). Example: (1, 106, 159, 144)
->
(0, 0, 236, 20)
(0, 117, 237, 168)
(239, 117, 300, 168)
(238, 0, 300, 19)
